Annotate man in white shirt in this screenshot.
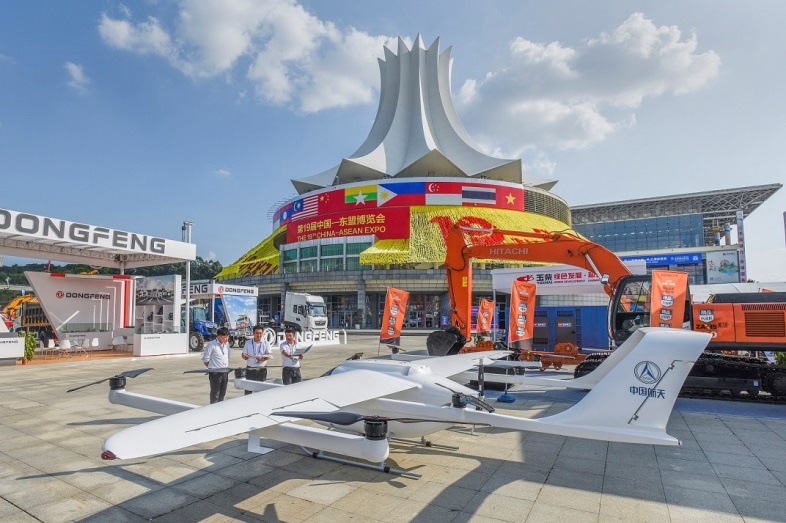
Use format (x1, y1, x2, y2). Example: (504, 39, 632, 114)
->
(279, 327, 305, 385)
(202, 327, 231, 403)
(241, 324, 272, 394)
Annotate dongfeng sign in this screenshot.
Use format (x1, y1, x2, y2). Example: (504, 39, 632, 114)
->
(0, 208, 192, 258)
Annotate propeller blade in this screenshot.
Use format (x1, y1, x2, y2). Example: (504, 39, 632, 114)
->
(464, 395, 496, 413)
(66, 377, 109, 393)
(120, 368, 154, 379)
(436, 383, 495, 413)
(66, 368, 154, 393)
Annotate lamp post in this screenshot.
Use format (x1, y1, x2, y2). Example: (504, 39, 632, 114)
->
(182, 221, 193, 349)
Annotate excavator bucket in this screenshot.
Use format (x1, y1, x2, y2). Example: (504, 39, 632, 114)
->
(426, 326, 466, 356)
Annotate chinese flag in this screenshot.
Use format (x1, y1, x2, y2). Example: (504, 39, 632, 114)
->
(509, 281, 536, 351)
(650, 270, 688, 329)
(477, 298, 495, 335)
(380, 287, 410, 348)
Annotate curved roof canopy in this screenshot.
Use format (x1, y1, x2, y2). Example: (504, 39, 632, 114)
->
(292, 36, 555, 194)
(570, 183, 782, 246)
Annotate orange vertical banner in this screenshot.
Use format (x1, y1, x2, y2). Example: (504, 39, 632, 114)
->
(509, 280, 536, 350)
(650, 270, 688, 329)
(477, 298, 495, 336)
(380, 287, 410, 348)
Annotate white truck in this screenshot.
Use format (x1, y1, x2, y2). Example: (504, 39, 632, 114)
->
(282, 292, 328, 332)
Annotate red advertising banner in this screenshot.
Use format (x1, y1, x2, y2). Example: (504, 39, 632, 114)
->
(380, 287, 410, 348)
(286, 207, 410, 243)
(509, 280, 536, 350)
(649, 270, 688, 329)
(477, 298, 495, 335)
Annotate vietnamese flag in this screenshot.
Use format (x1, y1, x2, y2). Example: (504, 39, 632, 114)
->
(497, 187, 524, 209)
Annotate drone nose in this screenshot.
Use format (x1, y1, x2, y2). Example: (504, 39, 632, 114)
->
(101, 450, 117, 460)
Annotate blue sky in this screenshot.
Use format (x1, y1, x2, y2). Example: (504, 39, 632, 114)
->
(1, 1, 784, 281)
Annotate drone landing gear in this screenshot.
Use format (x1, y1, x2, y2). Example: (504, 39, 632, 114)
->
(247, 434, 276, 455)
(390, 436, 459, 451)
(299, 446, 422, 478)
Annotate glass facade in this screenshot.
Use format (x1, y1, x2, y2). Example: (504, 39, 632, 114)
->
(321, 244, 343, 257)
(371, 293, 441, 329)
(347, 242, 370, 255)
(325, 295, 358, 328)
(279, 238, 372, 273)
(574, 214, 704, 252)
(321, 258, 343, 272)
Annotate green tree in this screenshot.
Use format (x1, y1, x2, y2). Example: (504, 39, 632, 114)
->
(127, 256, 223, 280)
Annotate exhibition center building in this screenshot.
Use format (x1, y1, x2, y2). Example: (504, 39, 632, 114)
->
(216, 37, 781, 342)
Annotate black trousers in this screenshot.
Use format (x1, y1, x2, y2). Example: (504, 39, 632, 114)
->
(282, 367, 302, 385)
(244, 367, 268, 395)
(208, 372, 229, 403)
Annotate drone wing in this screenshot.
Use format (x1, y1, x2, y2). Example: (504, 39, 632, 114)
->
(413, 350, 512, 378)
(102, 369, 417, 460)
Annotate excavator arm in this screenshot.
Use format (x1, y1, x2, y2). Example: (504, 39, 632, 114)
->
(445, 224, 632, 341)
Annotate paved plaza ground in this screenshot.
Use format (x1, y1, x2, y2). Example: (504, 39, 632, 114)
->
(1, 333, 785, 522)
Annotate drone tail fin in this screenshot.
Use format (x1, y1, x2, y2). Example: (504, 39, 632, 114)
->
(537, 327, 710, 445)
(520, 328, 643, 390)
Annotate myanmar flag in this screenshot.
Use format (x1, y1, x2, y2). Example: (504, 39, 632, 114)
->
(344, 185, 378, 206)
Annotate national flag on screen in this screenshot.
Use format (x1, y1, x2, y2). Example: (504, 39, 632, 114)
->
(317, 191, 343, 213)
(274, 203, 294, 228)
(292, 194, 319, 221)
(462, 186, 497, 205)
(344, 185, 378, 207)
(497, 187, 524, 209)
(377, 182, 426, 206)
(424, 182, 462, 205)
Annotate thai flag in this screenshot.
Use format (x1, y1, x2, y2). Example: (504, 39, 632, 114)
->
(462, 186, 497, 205)
(292, 194, 319, 221)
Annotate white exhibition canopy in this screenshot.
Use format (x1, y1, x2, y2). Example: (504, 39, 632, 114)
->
(0, 207, 196, 271)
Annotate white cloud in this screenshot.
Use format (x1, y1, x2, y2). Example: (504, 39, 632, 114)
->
(98, 0, 396, 112)
(214, 168, 231, 177)
(0, 53, 12, 63)
(118, 3, 132, 19)
(457, 13, 720, 156)
(98, 13, 176, 60)
(65, 62, 90, 92)
(97, 6, 720, 158)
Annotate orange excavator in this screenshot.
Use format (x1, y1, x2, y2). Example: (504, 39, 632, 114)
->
(430, 223, 786, 398)
(426, 223, 632, 356)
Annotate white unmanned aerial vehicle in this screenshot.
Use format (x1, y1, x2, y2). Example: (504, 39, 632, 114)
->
(70, 328, 709, 477)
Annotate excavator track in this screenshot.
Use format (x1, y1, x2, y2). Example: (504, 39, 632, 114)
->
(575, 352, 786, 403)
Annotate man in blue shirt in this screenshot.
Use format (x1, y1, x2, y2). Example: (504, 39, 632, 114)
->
(202, 326, 231, 403)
